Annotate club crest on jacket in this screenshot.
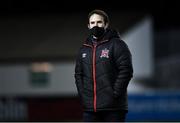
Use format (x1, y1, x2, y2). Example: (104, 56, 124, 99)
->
(100, 48, 109, 58)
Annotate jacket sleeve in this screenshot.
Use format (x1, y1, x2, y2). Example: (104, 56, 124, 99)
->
(74, 48, 83, 99)
(112, 39, 133, 98)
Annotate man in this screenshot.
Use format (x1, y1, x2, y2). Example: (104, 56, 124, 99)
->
(74, 9, 133, 122)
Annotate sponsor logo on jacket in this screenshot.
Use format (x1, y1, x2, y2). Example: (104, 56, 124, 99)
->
(82, 53, 87, 58)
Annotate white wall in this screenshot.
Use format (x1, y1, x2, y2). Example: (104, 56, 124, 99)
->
(0, 62, 77, 96)
(122, 16, 154, 93)
(122, 16, 154, 79)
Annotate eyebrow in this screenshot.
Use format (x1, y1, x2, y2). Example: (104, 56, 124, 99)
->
(90, 20, 103, 24)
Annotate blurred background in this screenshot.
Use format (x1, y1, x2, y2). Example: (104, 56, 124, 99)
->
(0, 0, 180, 121)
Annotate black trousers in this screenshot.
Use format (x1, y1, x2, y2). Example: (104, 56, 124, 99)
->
(83, 110, 127, 122)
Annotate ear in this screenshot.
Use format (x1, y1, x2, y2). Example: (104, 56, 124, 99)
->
(105, 23, 109, 29)
(88, 24, 90, 29)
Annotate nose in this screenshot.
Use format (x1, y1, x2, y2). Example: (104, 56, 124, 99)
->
(95, 22, 98, 26)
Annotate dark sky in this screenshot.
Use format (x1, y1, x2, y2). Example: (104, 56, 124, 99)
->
(0, 0, 180, 30)
(0, 0, 179, 61)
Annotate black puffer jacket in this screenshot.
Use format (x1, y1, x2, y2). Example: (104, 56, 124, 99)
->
(75, 28, 133, 112)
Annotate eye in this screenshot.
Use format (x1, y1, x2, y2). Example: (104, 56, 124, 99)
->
(90, 22, 95, 24)
(97, 21, 103, 24)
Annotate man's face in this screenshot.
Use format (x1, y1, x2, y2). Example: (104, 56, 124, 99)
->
(88, 14, 107, 29)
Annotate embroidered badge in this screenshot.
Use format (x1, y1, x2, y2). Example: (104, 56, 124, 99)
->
(82, 53, 87, 58)
(100, 48, 109, 58)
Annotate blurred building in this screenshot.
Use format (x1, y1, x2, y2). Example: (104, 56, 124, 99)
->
(0, 0, 180, 121)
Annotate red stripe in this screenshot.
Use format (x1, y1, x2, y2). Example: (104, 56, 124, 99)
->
(83, 39, 108, 47)
(83, 44, 93, 48)
(83, 40, 109, 112)
(98, 39, 108, 45)
(92, 44, 97, 112)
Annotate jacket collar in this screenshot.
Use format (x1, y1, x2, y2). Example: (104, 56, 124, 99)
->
(84, 28, 121, 46)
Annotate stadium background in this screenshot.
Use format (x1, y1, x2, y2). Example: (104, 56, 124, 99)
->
(0, 0, 180, 121)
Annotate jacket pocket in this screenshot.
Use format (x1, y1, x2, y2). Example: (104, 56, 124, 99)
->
(96, 86, 114, 108)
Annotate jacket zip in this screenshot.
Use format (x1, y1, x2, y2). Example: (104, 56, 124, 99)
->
(83, 39, 108, 112)
(92, 44, 97, 112)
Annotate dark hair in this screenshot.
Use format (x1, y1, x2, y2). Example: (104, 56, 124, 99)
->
(88, 9, 109, 25)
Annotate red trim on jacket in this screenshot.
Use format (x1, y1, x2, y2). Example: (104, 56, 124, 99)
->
(83, 39, 109, 112)
(92, 44, 97, 112)
(83, 44, 93, 48)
